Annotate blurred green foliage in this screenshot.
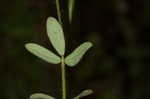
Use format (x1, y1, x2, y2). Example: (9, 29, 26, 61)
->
(0, 0, 150, 99)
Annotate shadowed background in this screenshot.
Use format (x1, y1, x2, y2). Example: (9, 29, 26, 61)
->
(0, 0, 150, 99)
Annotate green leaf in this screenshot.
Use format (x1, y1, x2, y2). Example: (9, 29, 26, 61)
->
(65, 42, 93, 67)
(74, 89, 93, 99)
(46, 17, 65, 56)
(29, 93, 55, 99)
(68, 0, 75, 23)
(25, 43, 61, 64)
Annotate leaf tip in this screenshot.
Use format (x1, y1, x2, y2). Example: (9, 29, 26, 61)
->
(86, 89, 93, 94)
(47, 17, 59, 25)
(74, 89, 93, 99)
(47, 17, 54, 21)
(25, 43, 30, 49)
(25, 43, 34, 50)
(87, 42, 93, 48)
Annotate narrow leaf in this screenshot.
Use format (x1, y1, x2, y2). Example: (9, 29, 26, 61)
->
(65, 42, 93, 67)
(68, 0, 75, 23)
(29, 93, 55, 99)
(25, 43, 61, 64)
(74, 89, 93, 99)
(46, 17, 65, 56)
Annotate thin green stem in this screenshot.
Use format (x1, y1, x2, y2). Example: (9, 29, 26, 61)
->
(55, 1, 65, 98)
(56, 0, 62, 25)
(61, 56, 66, 99)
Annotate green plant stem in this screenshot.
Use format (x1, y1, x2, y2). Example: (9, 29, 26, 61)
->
(56, 0, 62, 25)
(56, 0, 66, 98)
(61, 56, 66, 99)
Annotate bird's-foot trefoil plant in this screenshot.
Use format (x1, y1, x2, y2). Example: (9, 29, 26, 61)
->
(25, 0, 93, 99)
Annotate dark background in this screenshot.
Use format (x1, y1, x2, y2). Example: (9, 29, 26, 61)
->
(0, 0, 150, 99)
